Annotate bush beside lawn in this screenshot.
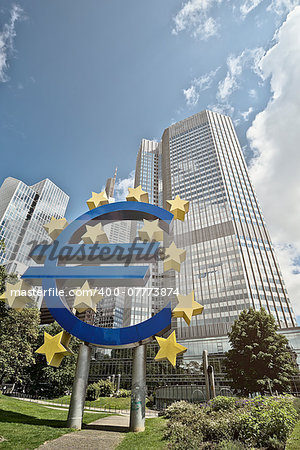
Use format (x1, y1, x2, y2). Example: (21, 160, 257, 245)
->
(0, 394, 108, 449)
(2, 392, 300, 450)
(164, 396, 298, 449)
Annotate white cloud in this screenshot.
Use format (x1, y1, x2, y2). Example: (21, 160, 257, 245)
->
(207, 101, 235, 116)
(114, 171, 135, 202)
(174, 0, 299, 30)
(247, 6, 300, 314)
(217, 47, 264, 103)
(240, 106, 254, 121)
(249, 88, 257, 98)
(267, 0, 300, 15)
(240, 0, 264, 18)
(240, 0, 299, 18)
(183, 67, 220, 106)
(183, 85, 199, 106)
(172, 0, 221, 39)
(0, 5, 23, 83)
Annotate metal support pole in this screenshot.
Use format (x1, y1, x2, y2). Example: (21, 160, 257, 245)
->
(267, 378, 273, 396)
(117, 373, 121, 392)
(67, 342, 92, 429)
(203, 350, 210, 402)
(130, 344, 146, 432)
(208, 365, 216, 399)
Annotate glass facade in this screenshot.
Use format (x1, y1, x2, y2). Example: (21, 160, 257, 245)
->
(122, 139, 170, 327)
(89, 328, 300, 392)
(121, 110, 297, 337)
(93, 220, 131, 329)
(0, 177, 69, 275)
(89, 110, 300, 387)
(91, 172, 131, 329)
(162, 111, 297, 336)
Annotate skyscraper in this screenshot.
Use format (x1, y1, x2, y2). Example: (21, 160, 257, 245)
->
(89, 110, 300, 388)
(93, 171, 131, 329)
(0, 177, 69, 275)
(105, 167, 118, 199)
(134, 110, 297, 337)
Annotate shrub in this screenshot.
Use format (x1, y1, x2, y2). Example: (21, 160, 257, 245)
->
(97, 379, 114, 397)
(146, 394, 154, 408)
(86, 382, 100, 401)
(86, 379, 115, 400)
(165, 421, 203, 449)
(116, 388, 131, 398)
(215, 441, 245, 450)
(208, 396, 236, 412)
(200, 411, 240, 443)
(237, 396, 298, 449)
(165, 400, 204, 422)
(164, 396, 298, 450)
(165, 401, 239, 445)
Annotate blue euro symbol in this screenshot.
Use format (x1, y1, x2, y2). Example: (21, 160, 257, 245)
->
(22, 202, 173, 347)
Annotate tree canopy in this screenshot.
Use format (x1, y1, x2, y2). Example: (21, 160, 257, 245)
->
(25, 321, 81, 397)
(0, 260, 40, 386)
(0, 246, 80, 395)
(225, 308, 298, 395)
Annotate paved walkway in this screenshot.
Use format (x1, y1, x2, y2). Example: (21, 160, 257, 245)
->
(38, 415, 129, 450)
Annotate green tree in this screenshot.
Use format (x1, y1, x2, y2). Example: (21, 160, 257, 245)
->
(225, 308, 298, 395)
(0, 257, 40, 387)
(0, 263, 6, 296)
(0, 308, 40, 386)
(26, 322, 81, 397)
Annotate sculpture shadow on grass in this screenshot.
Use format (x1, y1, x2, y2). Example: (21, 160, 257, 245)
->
(0, 409, 68, 429)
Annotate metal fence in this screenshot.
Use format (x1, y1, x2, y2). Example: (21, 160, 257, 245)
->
(155, 384, 235, 410)
(4, 391, 158, 417)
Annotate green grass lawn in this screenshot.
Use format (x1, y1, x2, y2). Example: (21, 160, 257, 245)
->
(286, 399, 300, 450)
(50, 395, 131, 410)
(116, 418, 167, 450)
(286, 419, 300, 450)
(0, 394, 108, 449)
(293, 397, 300, 415)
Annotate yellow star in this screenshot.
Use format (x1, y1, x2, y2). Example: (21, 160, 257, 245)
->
(163, 242, 186, 272)
(166, 195, 189, 221)
(73, 280, 103, 313)
(0, 292, 5, 302)
(138, 219, 163, 242)
(81, 224, 109, 244)
(36, 331, 72, 367)
(44, 217, 68, 240)
(4, 280, 32, 311)
(86, 191, 109, 210)
(155, 331, 187, 367)
(172, 291, 204, 326)
(126, 185, 149, 203)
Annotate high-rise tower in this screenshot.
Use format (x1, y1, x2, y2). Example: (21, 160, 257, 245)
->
(105, 167, 117, 199)
(89, 111, 300, 388)
(93, 169, 131, 329)
(0, 177, 69, 275)
(134, 111, 297, 338)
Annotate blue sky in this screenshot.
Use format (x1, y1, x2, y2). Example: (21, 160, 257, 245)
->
(1, 0, 300, 315)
